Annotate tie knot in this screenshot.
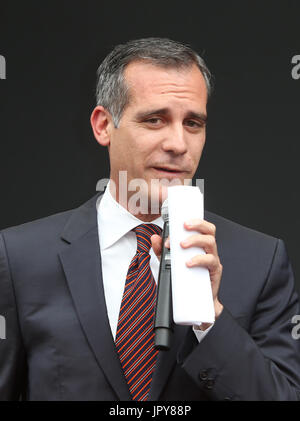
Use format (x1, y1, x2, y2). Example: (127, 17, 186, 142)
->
(134, 224, 162, 254)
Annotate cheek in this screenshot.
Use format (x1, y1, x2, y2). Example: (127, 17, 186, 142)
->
(190, 140, 205, 161)
(111, 132, 153, 174)
(129, 130, 160, 160)
(110, 129, 135, 159)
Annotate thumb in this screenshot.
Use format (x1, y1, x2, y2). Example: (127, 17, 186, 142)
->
(151, 234, 163, 260)
(151, 235, 170, 260)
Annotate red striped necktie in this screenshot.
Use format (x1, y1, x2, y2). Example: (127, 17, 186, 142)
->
(115, 223, 162, 401)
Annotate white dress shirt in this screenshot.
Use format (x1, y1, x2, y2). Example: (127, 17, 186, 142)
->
(97, 183, 212, 342)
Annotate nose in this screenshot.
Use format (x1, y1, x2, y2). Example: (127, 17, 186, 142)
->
(161, 124, 188, 155)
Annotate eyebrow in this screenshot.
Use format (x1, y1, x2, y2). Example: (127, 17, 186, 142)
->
(134, 108, 207, 123)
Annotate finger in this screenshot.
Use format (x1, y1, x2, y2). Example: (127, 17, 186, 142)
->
(186, 253, 220, 272)
(184, 219, 216, 236)
(151, 234, 163, 259)
(181, 234, 217, 255)
(165, 237, 170, 248)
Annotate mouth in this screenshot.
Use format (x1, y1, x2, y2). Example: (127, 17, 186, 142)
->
(152, 166, 186, 177)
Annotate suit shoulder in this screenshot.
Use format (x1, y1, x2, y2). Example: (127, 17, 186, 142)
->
(205, 210, 279, 248)
(1, 208, 74, 240)
(0, 209, 77, 268)
(0, 193, 100, 254)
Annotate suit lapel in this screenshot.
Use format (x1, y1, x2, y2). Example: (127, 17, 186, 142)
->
(58, 192, 194, 401)
(59, 193, 131, 401)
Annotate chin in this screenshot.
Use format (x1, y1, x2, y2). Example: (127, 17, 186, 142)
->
(147, 183, 169, 216)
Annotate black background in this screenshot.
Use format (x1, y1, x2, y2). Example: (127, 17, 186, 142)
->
(0, 0, 299, 293)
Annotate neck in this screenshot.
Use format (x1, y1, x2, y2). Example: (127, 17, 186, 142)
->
(108, 180, 162, 222)
(132, 212, 161, 222)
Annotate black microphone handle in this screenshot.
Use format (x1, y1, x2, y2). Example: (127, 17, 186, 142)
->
(154, 221, 173, 350)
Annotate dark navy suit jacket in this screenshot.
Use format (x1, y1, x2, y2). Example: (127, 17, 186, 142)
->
(0, 193, 300, 400)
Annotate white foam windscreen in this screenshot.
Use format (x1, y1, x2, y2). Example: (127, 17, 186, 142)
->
(167, 185, 215, 325)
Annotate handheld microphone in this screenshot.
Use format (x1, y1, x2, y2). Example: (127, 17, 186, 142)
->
(154, 199, 173, 350)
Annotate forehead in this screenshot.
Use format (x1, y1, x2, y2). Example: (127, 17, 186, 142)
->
(123, 61, 208, 107)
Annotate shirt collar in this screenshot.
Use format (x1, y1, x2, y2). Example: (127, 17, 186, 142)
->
(97, 182, 164, 250)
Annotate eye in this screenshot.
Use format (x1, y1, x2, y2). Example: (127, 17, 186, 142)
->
(142, 117, 165, 129)
(186, 120, 202, 127)
(184, 120, 205, 130)
(145, 117, 162, 125)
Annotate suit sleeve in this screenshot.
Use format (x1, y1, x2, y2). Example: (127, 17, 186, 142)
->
(178, 239, 300, 400)
(0, 232, 27, 400)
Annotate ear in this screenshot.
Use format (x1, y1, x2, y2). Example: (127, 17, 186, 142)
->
(90, 106, 113, 147)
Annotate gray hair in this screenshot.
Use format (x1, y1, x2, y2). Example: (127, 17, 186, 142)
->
(95, 37, 212, 127)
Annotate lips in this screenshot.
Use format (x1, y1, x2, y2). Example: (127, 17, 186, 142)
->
(152, 166, 184, 173)
(152, 166, 186, 178)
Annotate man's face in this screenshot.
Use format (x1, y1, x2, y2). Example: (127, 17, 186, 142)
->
(106, 61, 208, 212)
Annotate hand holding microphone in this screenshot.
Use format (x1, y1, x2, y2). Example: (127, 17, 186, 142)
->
(151, 186, 223, 350)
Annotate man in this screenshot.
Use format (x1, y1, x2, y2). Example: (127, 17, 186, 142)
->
(0, 38, 299, 401)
